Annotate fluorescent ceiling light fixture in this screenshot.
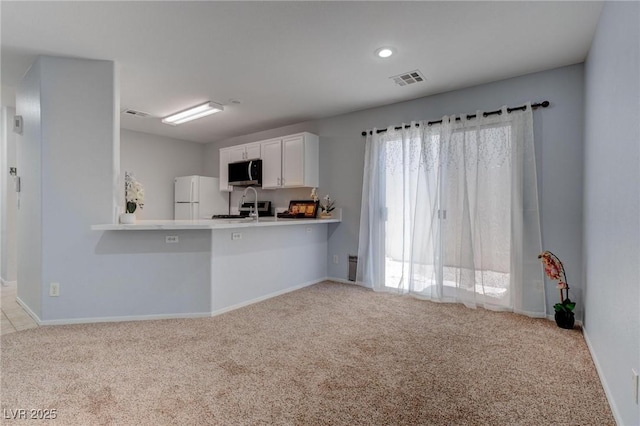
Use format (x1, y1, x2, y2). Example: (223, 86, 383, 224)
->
(375, 47, 395, 58)
(162, 101, 223, 125)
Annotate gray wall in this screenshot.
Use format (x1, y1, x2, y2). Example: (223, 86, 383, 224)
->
(121, 129, 206, 220)
(205, 64, 585, 317)
(583, 2, 640, 424)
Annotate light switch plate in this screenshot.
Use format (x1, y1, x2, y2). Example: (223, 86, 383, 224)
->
(12, 115, 23, 134)
(165, 235, 179, 243)
(49, 282, 60, 297)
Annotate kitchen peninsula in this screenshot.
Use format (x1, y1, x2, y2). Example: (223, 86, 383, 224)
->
(90, 215, 341, 323)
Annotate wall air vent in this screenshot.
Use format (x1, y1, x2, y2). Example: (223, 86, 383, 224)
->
(390, 70, 426, 87)
(122, 108, 152, 118)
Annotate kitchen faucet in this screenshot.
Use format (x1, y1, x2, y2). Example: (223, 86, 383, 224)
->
(241, 186, 259, 221)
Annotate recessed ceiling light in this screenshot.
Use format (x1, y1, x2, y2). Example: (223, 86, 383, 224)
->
(375, 47, 395, 58)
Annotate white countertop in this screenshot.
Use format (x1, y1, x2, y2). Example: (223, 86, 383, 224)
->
(91, 216, 341, 231)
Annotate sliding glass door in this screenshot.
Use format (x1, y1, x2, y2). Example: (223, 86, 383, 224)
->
(437, 124, 513, 308)
(358, 106, 544, 315)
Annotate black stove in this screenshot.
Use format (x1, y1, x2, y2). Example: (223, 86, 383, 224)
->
(211, 214, 247, 219)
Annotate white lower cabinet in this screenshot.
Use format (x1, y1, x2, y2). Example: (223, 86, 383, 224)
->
(261, 132, 319, 189)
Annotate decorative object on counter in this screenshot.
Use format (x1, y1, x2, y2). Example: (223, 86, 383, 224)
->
(320, 195, 335, 218)
(277, 200, 319, 219)
(120, 172, 145, 224)
(538, 251, 575, 329)
(310, 187, 319, 202)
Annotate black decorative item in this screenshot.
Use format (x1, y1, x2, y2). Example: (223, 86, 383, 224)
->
(554, 309, 575, 329)
(277, 200, 319, 219)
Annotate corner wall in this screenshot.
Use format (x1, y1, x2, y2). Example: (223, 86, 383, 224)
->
(1, 107, 18, 284)
(16, 59, 43, 317)
(583, 2, 640, 424)
(15, 56, 213, 322)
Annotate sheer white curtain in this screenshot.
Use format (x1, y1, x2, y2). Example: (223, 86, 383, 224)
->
(356, 104, 546, 316)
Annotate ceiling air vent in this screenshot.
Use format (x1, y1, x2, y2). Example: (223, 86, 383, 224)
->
(122, 108, 151, 118)
(390, 70, 426, 87)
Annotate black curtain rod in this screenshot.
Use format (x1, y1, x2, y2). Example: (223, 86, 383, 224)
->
(361, 101, 550, 136)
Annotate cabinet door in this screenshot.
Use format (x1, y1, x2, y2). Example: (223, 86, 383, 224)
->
(261, 139, 282, 189)
(245, 143, 261, 160)
(282, 135, 305, 187)
(219, 149, 233, 191)
(229, 146, 246, 163)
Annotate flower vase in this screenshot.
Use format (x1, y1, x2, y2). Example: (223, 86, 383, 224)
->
(119, 213, 136, 224)
(554, 311, 575, 329)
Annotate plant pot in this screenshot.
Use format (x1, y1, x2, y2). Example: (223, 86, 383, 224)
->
(119, 213, 136, 224)
(320, 212, 333, 219)
(554, 310, 575, 329)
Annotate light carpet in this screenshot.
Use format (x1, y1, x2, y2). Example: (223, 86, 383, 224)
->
(1, 281, 613, 425)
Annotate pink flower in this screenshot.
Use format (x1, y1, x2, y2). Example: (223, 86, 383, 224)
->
(544, 264, 561, 280)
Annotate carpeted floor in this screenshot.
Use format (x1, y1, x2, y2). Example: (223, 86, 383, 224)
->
(1, 281, 613, 425)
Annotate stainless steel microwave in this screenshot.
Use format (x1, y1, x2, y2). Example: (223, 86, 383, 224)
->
(228, 159, 262, 186)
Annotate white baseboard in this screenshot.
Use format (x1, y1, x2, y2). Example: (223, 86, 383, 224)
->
(38, 311, 212, 326)
(15, 296, 42, 324)
(17, 291, 212, 326)
(1, 278, 17, 286)
(583, 328, 622, 425)
(545, 313, 583, 327)
(210, 277, 324, 317)
(17, 278, 328, 326)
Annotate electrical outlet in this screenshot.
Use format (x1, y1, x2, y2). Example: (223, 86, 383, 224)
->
(165, 235, 179, 243)
(633, 369, 638, 405)
(49, 282, 60, 297)
(333, 255, 339, 264)
(232, 232, 242, 241)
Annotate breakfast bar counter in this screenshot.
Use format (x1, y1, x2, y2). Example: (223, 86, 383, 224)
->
(91, 216, 341, 231)
(87, 214, 342, 323)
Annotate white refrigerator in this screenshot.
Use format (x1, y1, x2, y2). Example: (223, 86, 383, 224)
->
(174, 176, 228, 220)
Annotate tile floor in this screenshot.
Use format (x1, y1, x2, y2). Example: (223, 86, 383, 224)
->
(1, 284, 38, 335)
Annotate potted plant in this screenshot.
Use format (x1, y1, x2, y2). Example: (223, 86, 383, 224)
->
(120, 172, 144, 224)
(319, 195, 335, 218)
(538, 251, 575, 329)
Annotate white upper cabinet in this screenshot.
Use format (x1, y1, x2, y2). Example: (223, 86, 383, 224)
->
(261, 132, 319, 189)
(261, 138, 283, 189)
(245, 143, 261, 160)
(219, 132, 318, 192)
(219, 142, 263, 191)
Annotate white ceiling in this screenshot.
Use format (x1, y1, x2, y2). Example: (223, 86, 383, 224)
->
(1, 1, 603, 144)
